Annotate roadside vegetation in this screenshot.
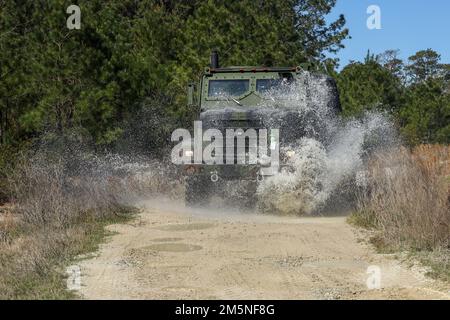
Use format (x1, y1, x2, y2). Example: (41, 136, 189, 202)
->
(0, 137, 142, 299)
(0, 130, 181, 299)
(0, 204, 135, 299)
(350, 144, 450, 281)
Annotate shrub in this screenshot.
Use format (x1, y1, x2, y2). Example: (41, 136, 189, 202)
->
(357, 145, 450, 251)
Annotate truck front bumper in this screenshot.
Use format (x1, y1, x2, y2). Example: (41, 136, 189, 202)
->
(182, 164, 294, 182)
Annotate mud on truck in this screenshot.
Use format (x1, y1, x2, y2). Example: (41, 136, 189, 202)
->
(178, 51, 341, 207)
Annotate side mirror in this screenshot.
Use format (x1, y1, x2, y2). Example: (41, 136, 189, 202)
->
(187, 82, 195, 107)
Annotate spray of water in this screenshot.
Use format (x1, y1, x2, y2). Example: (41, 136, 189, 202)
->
(256, 71, 398, 215)
(17, 70, 397, 218)
(11, 131, 184, 227)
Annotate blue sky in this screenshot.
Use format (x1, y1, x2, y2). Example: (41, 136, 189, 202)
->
(326, 0, 450, 68)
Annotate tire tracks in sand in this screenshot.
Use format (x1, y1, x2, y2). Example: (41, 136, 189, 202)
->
(77, 200, 450, 300)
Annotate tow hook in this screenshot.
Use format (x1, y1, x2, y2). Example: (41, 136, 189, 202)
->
(210, 171, 219, 183)
(257, 174, 264, 182)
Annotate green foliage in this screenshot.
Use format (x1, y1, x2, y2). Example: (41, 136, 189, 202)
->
(405, 49, 443, 84)
(399, 79, 450, 145)
(1, 0, 447, 157)
(0, 0, 348, 152)
(336, 48, 450, 145)
(0, 142, 30, 203)
(337, 55, 403, 117)
(0, 145, 14, 203)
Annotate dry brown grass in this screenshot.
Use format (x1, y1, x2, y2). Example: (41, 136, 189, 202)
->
(0, 204, 17, 243)
(8, 157, 128, 227)
(356, 145, 449, 251)
(0, 150, 179, 299)
(352, 144, 450, 282)
(0, 212, 133, 299)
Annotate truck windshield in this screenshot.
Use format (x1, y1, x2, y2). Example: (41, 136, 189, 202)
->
(208, 80, 249, 97)
(256, 79, 284, 93)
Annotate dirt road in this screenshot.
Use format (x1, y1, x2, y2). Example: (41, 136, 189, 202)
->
(77, 199, 450, 300)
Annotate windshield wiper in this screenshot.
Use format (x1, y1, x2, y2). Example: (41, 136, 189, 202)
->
(225, 96, 243, 106)
(231, 97, 243, 106)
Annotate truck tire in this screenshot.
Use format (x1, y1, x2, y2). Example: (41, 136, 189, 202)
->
(223, 179, 258, 209)
(185, 175, 211, 207)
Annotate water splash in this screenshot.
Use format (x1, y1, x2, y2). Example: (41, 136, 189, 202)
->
(256, 71, 398, 215)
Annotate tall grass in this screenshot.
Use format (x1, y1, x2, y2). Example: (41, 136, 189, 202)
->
(0, 153, 128, 298)
(0, 136, 179, 299)
(356, 145, 450, 251)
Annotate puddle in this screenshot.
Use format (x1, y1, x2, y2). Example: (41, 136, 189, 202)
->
(145, 243, 203, 252)
(157, 223, 215, 231)
(151, 237, 184, 242)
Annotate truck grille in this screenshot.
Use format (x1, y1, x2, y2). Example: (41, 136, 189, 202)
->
(203, 119, 271, 165)
(222, 125, 266, 165)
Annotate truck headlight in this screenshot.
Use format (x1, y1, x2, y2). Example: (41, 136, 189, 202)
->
(184, 150, 194, 157)
(285, 150, 296, 158)
(258, 154, 271, 166)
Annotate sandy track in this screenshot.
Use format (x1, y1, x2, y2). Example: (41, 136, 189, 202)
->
(77, 199, 450, 300)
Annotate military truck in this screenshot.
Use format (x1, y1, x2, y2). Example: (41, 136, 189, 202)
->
(181, 51, 341, 206)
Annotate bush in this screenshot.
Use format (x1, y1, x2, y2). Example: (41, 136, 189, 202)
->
(0, 142, 135, 298)
(357, 145, 450, 251)
(0, 144, 21, 204)
(0, 132, 182, 299)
